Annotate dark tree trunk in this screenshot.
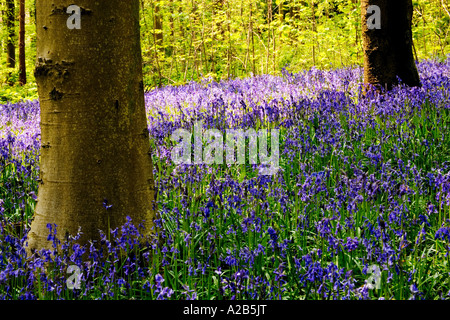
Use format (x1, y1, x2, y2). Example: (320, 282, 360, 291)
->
(6, 0, 16, 69)
(361, 0, 421, 90)
(18, 0, 26, 85)
(153, 1, 163, 48)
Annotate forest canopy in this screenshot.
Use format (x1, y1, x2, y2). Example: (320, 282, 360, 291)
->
(0, 0, 449, 98)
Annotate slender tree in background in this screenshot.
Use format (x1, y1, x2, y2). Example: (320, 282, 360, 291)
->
(6, 0, 16, 69)
(249, 2, 255, 74)
(361, 0, 421, 90)
(266, 0, 273, 74)
(18, 0, 26, 85)
(310, 0, 317, 67)
(2, 0, 447, 90)
(153, 0, 163, 50)
(27, 1, 156, 254)
(153, 0, 163, 86)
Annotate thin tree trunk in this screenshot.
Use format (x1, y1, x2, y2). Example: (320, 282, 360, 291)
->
(442, 0, 450, 18)
(361, 0, 421, 90)
(353, 0, 360, 62)
(191, 0, 200, 80)
(310, 0, 316, 66)
(168, 0, 175, 56)
(250, 3, 255, 75)
(28, 0, 156, 254)
(244, 3, 251, 73)
(266, 0, 272, 74)
(227, 0, 231, 78)
(210, 0, 224, 76)
(19, 0, 26, 85)
(6, 0, 16, 69)
(152, 0, 163, 86)
(273, 1, 278, 73)
(180, 4, 189, 82)
(419, 5, 427, 57)
(153, 0, 163, 49)
(200, 0, 208, 75)
(275, 2, 283, 73)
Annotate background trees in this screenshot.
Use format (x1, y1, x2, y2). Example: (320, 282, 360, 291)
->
(18, 0, 25, 85)
(5, 0, 15, 69)
(138, 0, 448, 88)
(1, 0, 35, 90)
(0, 0, 449, 92)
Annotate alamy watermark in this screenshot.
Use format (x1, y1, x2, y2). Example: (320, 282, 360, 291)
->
(66, 265, 82, 290)
(66, 5, 81, 30)
(170, 121, 279, 175)
(365, 264, 382, 290)
(367, 5, 381, 30)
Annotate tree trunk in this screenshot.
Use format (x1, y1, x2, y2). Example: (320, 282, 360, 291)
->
(168, 0, 175, 56)
(361, 0, 421, 90)
(18, 0, 26, 85)
(266, 0, 272, 74)
(250, 2, 255, 75)
(310, 0, 317, 66)
(152, 0, 163, 86)
(27, 1, 156, 255)
(227, 0, 231, 78)
(6, 0, 16, 69)
(153, 0, 163, 50)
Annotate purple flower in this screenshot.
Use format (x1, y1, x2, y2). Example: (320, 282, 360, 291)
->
(343, 237, 359, 252)
(267, 227, 278, 243)
(102, 199, 113, 210)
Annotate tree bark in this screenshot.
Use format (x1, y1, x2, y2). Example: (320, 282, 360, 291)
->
(168, 0, 175, 56)
(310, 0, 317, 66)
(151, 0, 163, 86)
(361, 0, 421, 90)
(19, 0, 26, 85)
(6, 0, 16, 69)
(27, 1, 156, 255)
(153, 0, 163, 49)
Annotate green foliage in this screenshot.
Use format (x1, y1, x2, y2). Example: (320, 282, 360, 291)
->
(0, 0, 449, 101)
(0, 82, 38, 104)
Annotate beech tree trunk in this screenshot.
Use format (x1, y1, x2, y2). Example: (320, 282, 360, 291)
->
(6, 0, 16, 69)
(27, 1, 156, 254)
(361, 0, 421, 90)
(18, 0, 26, 85)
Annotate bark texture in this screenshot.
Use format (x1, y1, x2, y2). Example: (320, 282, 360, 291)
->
(27, 1, 156, 255)
(361, 0, 421, 90)
(153, 1, 163, 49)
(6, 0, 16, 69)
(19, 0, 26, 85)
